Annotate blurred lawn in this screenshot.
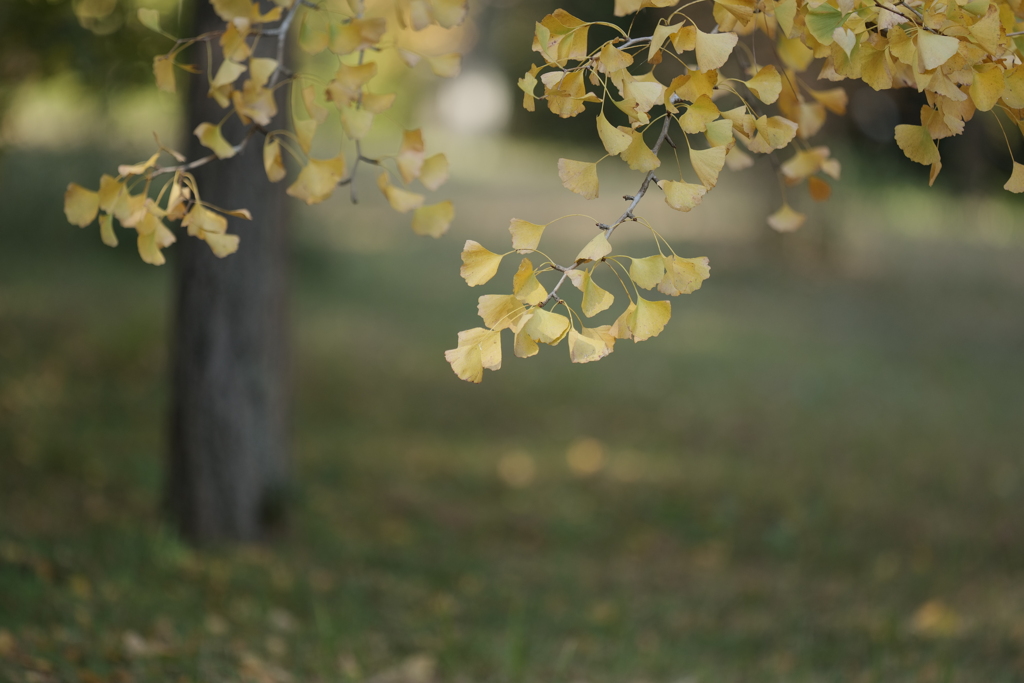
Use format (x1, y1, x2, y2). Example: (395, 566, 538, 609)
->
(3, 144, 1024, 683)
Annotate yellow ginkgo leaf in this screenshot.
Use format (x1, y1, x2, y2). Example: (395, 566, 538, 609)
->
(153, 56, 176, 93)
(263, 138, 286, 183)
(1004, 162, 1024, 193)
(677, 95, 720, 134)
(767, 202, 806, 232)
(194, 122, 237, 159)
(98, 213, 117, 247)
(916, 30, 959, 71)
(809, 87, 847, 115)
(211, 59, 247, 89)
(202, 231, 241, 258)
(64, 183, 100, 227)
(286, 154, 346, 205)
(294, 119, 316, 155)
(745, 64, 782, 104)
(340, 107, 374, 140)
(420, 154, 449, 191)
(610, 303, 636, 339)
(377, 174, 426, 213)
(445, 328, 502, 383)
(1002, 65, 1024, 109)
(576, 232, 612, 262)
(597, 114, 633, 155)
(705, 118, 735, 148)
(628, 296, 671, 342)
(137, 7, 162, 32)
(249, 58, 278, 88)
(558, 158, 600, 199)
(412, 201, 454, 238)
(460, 240, 504, 286)
(522, 307, 571, 345)
(509, 218, 546, 252)
(513, 320, 540, 358)
(430, 0, 469, 28)
(658, 180, 706, 212)
(577, 270, 615, 317)
(117, 152, 160, 177)
(658, 255, 710, 295)
(513, 258, 548, 306)
(694, 27, 738, 71)
(621, 129, 662, 172)
(895, 124, 941, 166)
(427, 53, 462, 78)
(363, 92, 397, 114)
(397, 129, 426, 184)
(568, 326, 616, 363)
(182, 204, 227, 237)
(598, 42, 634, 73)
(97, 174, 122, 212)
(969, 63, 1004, 112)
(478, 294, 526, 331)
(689, 146, 728, 188)
(629, 255, 665, 289)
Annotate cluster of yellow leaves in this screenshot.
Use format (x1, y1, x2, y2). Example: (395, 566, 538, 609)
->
(66, 0, 467, 262)
(445, 227, 711, 382)
(449, 0, 1024, 382)
(64, 152, 251, 265)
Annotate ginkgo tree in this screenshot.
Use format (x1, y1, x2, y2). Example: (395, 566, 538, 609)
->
(66, 0, 1024, 384)
(60, 0, 1024, 537)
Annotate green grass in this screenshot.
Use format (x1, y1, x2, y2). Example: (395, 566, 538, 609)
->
(3, 147, 1024, 682)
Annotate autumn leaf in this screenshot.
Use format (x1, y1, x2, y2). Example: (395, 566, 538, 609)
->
(558, 159, 600, 199)
(194, 122, 236, 159)
(767, 203, 806, 232)
(689, 146, 728, 188)
(628, 296, 671, 342)
(658, 255, 710, 295)
(1004, 162, 1024, 193)
(460, 240, 504, 286)
(513, 258, 548, 306)
(895, 124, 940, 165)
(64, 183, 100, 227)
(286, 154, 347, 205)
(575, 232, 612, 263)
(509, 219, 547, 252)
(412, 201, 454, 237)
(658, 180, 706, 212)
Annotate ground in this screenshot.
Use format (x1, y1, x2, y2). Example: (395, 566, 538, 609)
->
(2, 146, 1024, 682)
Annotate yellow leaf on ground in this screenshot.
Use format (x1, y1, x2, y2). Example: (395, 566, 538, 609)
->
(460, 240, 504, 286)
(558, 159, 600, 199)
(658, 180, 706, 212)
(64, 183, 100, 227)
(412, 201, 454, 237)
(509, 218, 547, 252)
(628, 296, 671, 342)
(767, 202, 806, 232)
(286, 154, 346, 205)
(895, 124, 941, 165)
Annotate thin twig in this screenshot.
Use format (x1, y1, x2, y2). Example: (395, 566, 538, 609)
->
(539, 114, 674, 307)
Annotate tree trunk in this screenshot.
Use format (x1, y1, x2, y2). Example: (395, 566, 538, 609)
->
(166, 0, 291, 544)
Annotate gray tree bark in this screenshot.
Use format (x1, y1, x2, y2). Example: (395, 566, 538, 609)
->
(166, 0, 291, 543)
